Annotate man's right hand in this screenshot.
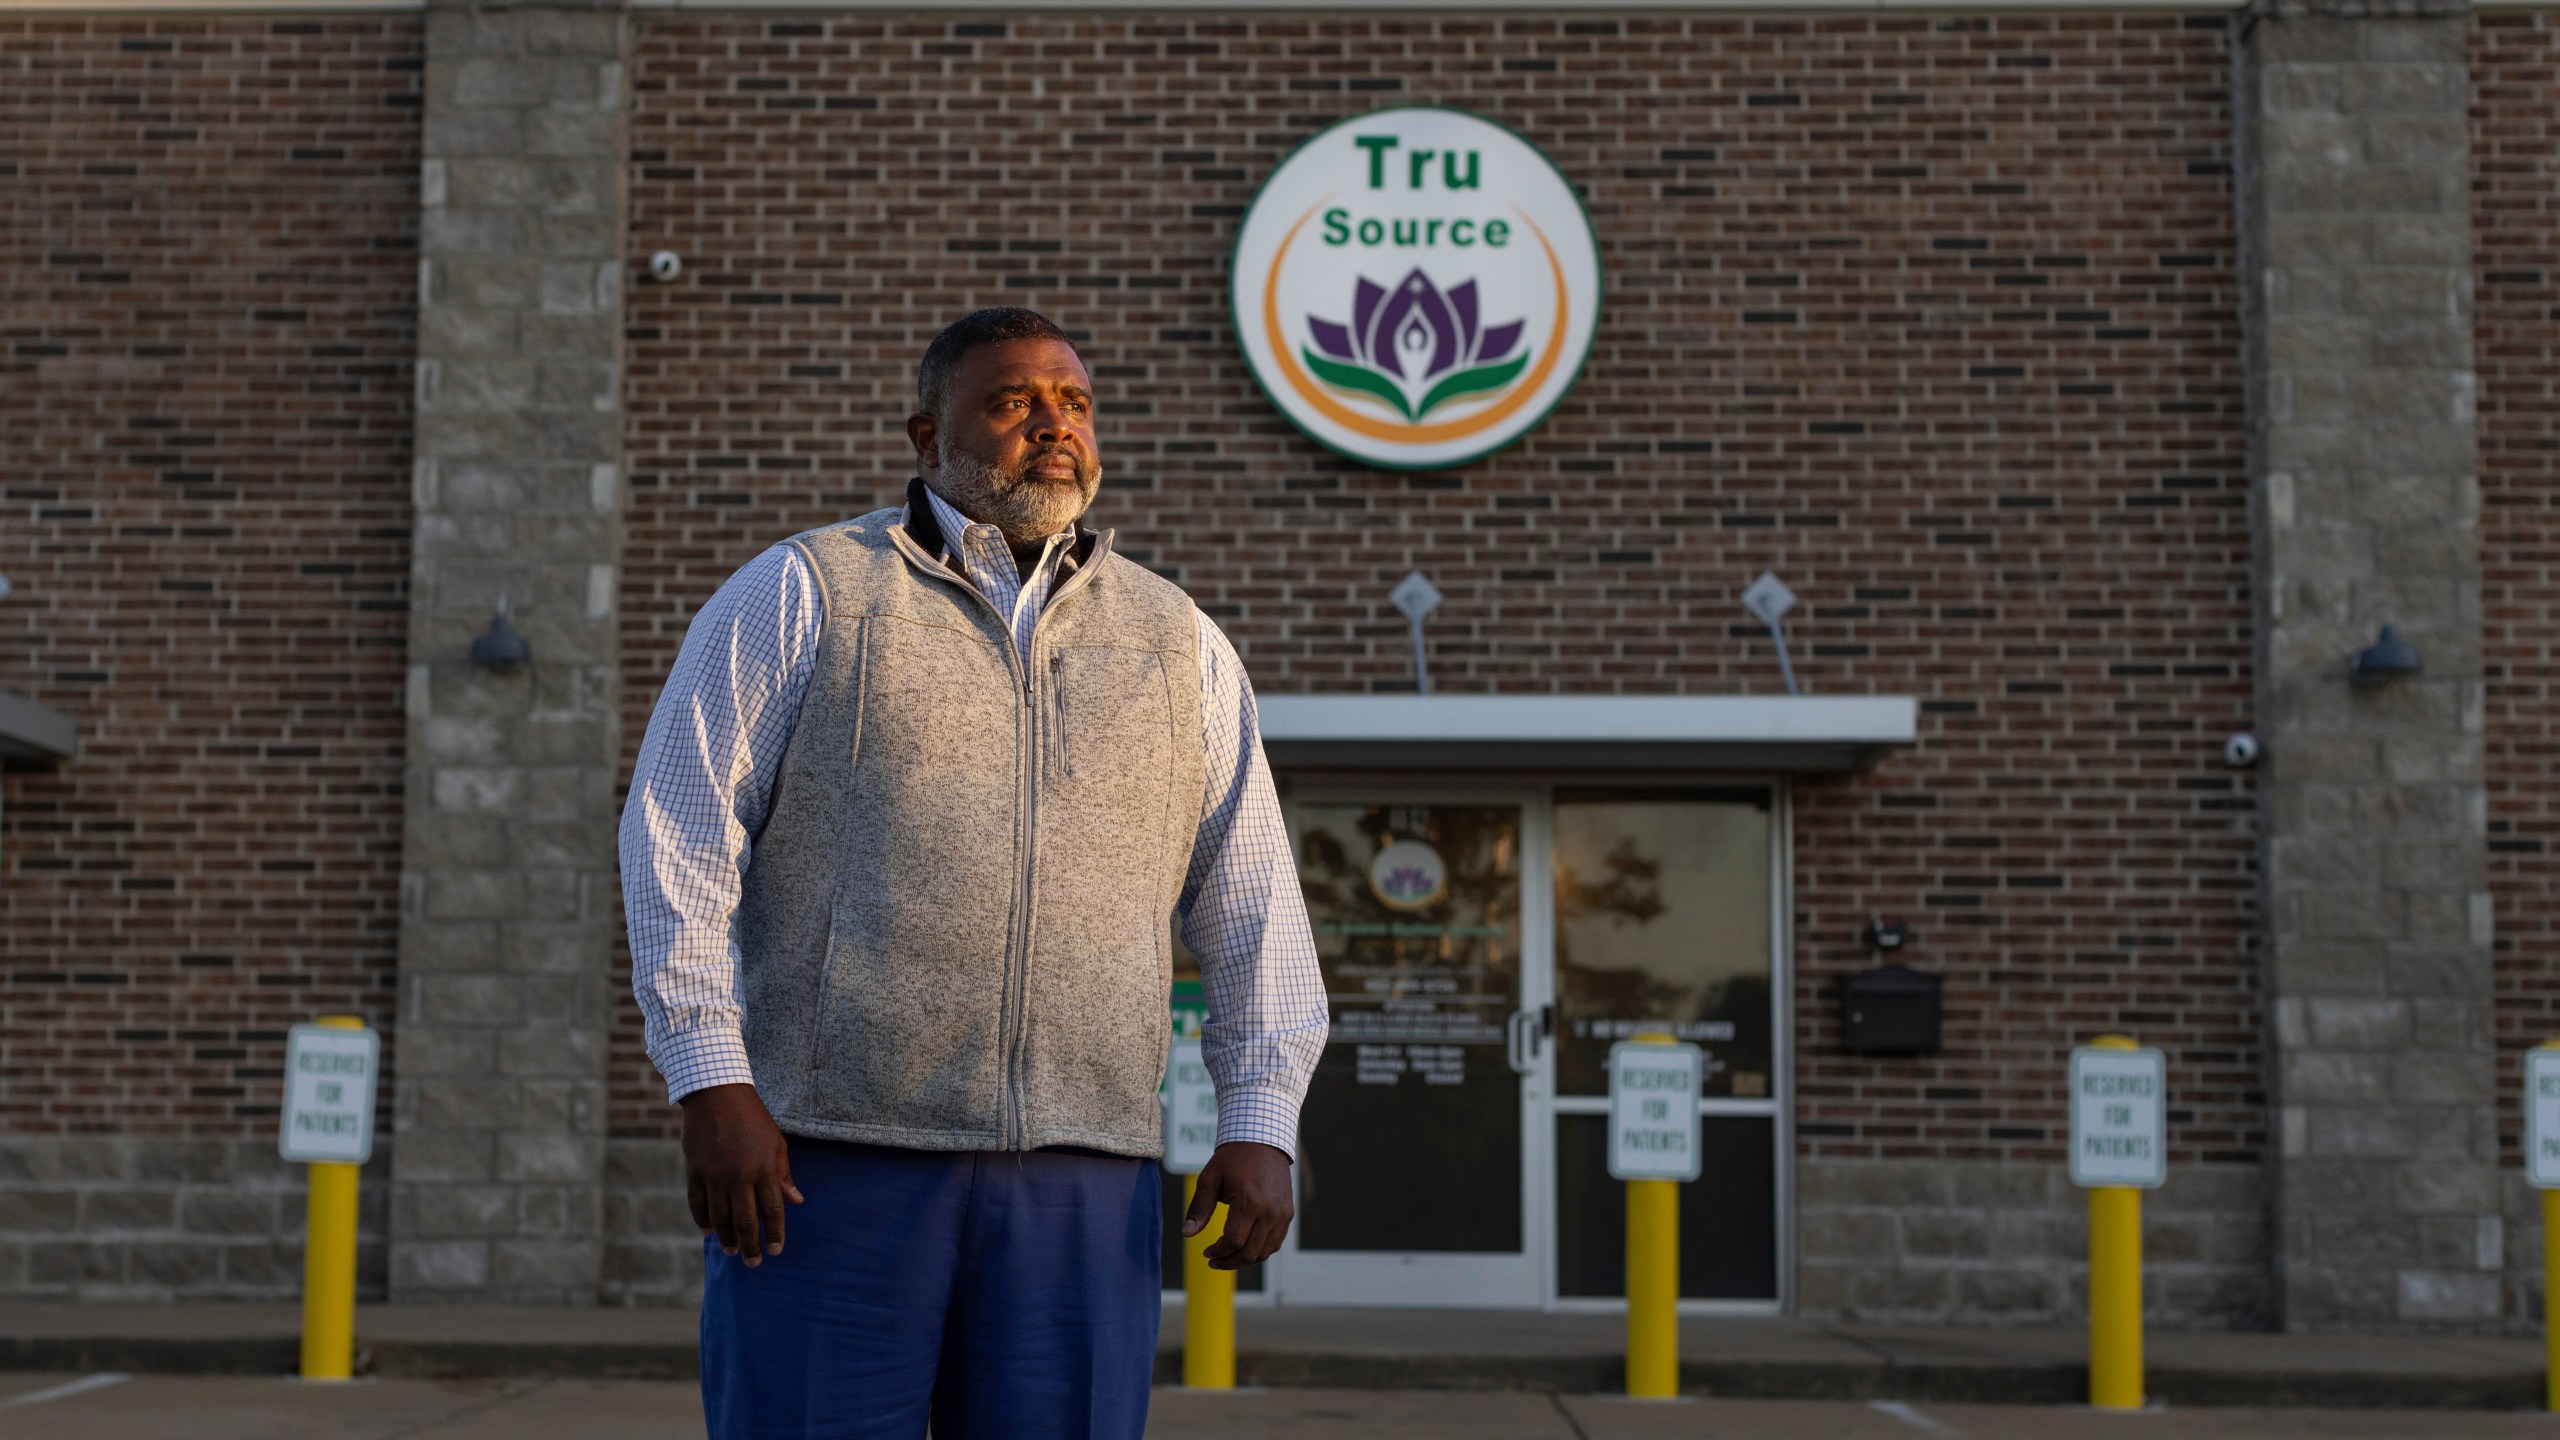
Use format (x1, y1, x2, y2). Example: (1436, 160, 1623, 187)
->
(679, 1083, 803, 1267)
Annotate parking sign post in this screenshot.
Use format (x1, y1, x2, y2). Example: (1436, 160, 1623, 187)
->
(280, 1015, 378, 1382)
(2070, 1034, 2166, 1413)
(2525, 1040, 2560, 1412)
(1610, 1033, 1701, 1400)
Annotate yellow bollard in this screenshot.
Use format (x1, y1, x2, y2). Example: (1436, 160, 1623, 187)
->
(299, 1014, 364, 1382)
(1182, 1173, 1235, 1389)
(1626, 1029, 1680, 1399)
(2545, 1183, 2560, 1415)
(2087, 1032, 2143, 1411)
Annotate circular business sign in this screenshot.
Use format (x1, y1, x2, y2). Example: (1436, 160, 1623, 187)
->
(1369, 839, 1449, 912)
(1232, 106, 1604, 472)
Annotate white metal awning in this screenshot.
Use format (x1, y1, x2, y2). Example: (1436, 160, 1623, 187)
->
(1255, 694, 1916, 774)
(0, 689, 77, 769)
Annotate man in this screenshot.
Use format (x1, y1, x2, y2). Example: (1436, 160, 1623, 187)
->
(618, 308, 1328, 1439)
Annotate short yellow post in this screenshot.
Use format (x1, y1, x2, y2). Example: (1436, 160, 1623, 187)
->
(1626, 1028, 1679, 1399)
(1182, 1173, 1235, 1389)
(2544, 1183, 2560, 1415)
(2087, 1032, 2143, 1412)
(299, 1014, 364, 1382)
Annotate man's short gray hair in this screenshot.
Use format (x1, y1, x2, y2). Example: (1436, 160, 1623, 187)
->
(917, 307, 1079, 418)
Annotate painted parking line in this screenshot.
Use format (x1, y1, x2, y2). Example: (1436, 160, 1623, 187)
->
(1870, 1399, 1965, 1438)
(1, 1372, 133, 1409)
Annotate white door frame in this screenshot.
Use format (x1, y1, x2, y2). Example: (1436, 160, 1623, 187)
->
(1264, 784, 1553, 1309)
(1254, 775, 1794, 1314)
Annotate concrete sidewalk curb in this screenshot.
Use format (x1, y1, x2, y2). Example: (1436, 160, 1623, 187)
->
(0, 1331, 2541, 1411)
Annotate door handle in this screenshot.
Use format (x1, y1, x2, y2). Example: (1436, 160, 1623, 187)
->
(1505, 1005, 1555, 1075)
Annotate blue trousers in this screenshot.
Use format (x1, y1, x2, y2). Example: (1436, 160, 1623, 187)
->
(699, 1135, 1162, 1440)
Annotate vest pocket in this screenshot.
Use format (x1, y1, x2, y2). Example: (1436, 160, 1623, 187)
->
(1050, 651, 1074, 778)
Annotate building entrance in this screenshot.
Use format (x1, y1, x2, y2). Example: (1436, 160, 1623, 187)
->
(1252, 784, 1787, 1311)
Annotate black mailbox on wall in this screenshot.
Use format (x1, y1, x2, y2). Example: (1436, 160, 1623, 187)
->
(1840, 963, 1942, 1055)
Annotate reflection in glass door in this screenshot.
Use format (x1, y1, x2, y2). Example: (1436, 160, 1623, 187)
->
(1549, 789, 1783, 1306)
(1276, 798, 1548, 1307)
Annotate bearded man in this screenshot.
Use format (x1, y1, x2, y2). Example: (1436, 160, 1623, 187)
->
(619, 307, 1327, 1439)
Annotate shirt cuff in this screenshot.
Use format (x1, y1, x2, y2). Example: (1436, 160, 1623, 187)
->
(655, 1026, 757, 1105)
(1213, 1084, 1302, 1162)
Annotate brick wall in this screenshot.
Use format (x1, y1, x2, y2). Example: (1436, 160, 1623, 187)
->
(0, 15, 420, 1298)
(2473, 9, 2560, 1325)
(611, 11, 2264, 1322)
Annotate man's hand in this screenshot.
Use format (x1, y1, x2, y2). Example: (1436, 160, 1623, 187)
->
(1180, 1140, 1293, 1270)
(679, 1083, 803, 1267)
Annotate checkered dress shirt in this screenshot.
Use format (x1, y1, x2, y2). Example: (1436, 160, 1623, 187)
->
(618, 485, 1328, 1157)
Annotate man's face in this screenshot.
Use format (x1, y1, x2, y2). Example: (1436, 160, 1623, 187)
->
(907, 338, 1102, 543)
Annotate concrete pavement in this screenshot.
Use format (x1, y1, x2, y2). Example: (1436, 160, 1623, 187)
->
(6, 1374, 2560, 1439)
(0, 1300, 2542, 1410)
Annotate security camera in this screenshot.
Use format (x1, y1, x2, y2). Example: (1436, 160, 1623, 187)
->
(2223, 732, 2260, 768)
(647, 250, 683, 283)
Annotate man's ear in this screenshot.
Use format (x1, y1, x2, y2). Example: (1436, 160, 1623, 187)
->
(906, 410, 940, 470)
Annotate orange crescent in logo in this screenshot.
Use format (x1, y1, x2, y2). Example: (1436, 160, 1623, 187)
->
(1261, 204, 1570, 447)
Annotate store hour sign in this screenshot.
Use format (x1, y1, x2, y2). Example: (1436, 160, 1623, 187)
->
(2069, 1045, 2167, 1189)
(278, 1024, 379, 1165)
(1608, 1040, 1702, 1182)
(2527, 1049, 2560, 1189)
(1231, 106, 1604, 472)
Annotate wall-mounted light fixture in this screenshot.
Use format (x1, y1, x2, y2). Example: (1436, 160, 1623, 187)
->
(1740, 571, 1800, 696)
(470, 599, 530, 673)
(1389, 571, 1441, 695)
(2348, 624, 2421, 686)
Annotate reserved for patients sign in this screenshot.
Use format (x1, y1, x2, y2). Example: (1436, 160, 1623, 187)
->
(1607, 1039, 1702, 1183)
(2068, 1045, 2167, 1189)
(278, 1023, 379, 1165)
(1162, 1040, 1218, 1177)
(2526, 1048, 2560, 1190)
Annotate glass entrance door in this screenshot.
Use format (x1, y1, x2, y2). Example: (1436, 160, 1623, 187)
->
(1547, 789, 1784, 1307)
(1272, 796, 1549, 1306)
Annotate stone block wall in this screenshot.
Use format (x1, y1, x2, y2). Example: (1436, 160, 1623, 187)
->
(2237, 0, 2504, 1331)
(0, 1135, 391, 1301)
(1797, 1160, 2269, 1327)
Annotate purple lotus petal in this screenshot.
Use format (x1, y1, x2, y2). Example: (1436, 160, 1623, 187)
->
(1448, 280, 1481, 363)
(1309, 318, 1356, 361)
(1351, 278, 1388, 365)
(1365, 269, 1465, 383)
(1477, 319, 1525, 365)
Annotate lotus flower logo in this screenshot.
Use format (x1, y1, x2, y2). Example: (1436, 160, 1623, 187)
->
(1304, 269, 1531, 422)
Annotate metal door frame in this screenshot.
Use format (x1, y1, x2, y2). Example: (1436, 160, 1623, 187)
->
(1263, 782, 1553, 1309)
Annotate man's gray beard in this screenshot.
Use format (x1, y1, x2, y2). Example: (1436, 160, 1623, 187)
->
(927, 441, 1100, 546)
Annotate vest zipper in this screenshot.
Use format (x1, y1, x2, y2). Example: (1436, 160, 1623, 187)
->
(884, 521, 1114, 1154)
(1050, 652, 1073, 778)
(1008, 645, 1036, 1150)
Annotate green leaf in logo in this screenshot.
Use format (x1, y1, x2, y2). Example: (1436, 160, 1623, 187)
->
(1302, 348, 1416, 420)
(1415, 351, 1532, 419)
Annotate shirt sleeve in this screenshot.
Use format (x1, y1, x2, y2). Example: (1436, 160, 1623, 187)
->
(1178, 609, 1330, 1159)
(618, 542, 821, 1105)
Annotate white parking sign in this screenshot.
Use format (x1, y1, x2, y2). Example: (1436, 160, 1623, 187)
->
(2527, 1049, 2560, 1189)
(1162, 1040, 1218, 1177)
(2069, 1045, 2166, 1189)
(279, 1023, 379, 1165)
(1608, 1040, 1703, 1182)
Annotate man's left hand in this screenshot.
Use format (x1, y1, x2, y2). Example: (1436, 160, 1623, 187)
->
(1180, 1140, 1293, 1270)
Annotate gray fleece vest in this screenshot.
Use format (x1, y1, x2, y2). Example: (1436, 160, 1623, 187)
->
(732, 496, 1207, 1158)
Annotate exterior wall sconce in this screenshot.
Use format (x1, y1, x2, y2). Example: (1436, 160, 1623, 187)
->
(2348, 624, 2421, 685)
(470, 607, 531, 672)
